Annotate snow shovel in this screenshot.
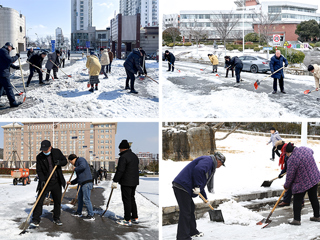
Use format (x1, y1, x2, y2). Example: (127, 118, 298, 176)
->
(168, 62, 181, 73)
(19, 165, 57, 234)
(254, 67, 284, 90)
(50, 60, 72, 78)
(145, 75, 159, 84)
(70, 185, 80, 205)
(257, 189, 286, 228)
(61, 170, 74, 202)
(304, 89, 318, 94)
(100, 188, 114, 217)
(199, 193, 224, 223)
(16, 48, 27, 102)
(26, 61, 54, 81)
(261, 173, 286, 187)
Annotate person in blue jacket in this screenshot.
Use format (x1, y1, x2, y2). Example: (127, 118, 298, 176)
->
(0, 42, 22, 107)
(67, 154, 95, 221)
(269, 50, 288, 94)
(224, 56, 243, 87)
(172, 152, 226, 240)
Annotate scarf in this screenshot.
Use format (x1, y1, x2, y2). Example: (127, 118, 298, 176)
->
(207, 155, 218, 193)
(279, 143, 288, 170)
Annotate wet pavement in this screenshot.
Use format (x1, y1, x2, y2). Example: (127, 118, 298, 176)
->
(16, 183, 158, 240)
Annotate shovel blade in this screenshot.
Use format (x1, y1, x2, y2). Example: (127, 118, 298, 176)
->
(200, 69, 204, 71)
(254, 80, 260, 90)
(261, 180, 272, 187)
(208, 210, 224, 222)
(262, 220, 272, 229)
(19, 220, 29, 230)
(68, 75, 72, 78)
(70, 199, 78, 205)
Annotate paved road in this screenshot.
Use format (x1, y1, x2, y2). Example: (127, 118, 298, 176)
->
(163, 61, 320, 118)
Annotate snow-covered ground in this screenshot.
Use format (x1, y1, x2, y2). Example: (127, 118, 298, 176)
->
(161, 131, 320, 239)
(0, 176, 158, 239)
(136, 177, 159, 206)
(2, 59, 159, 118)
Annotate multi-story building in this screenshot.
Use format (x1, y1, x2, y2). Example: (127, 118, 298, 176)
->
(0, 6, 26, 54)
(2, 122, 117, 171)
(163, 14, 180, 29)
(119, 0, 159, 27)
(178, 0, 320, 42)
(96, 28, 111, 49)
(115, 152, 159, 167)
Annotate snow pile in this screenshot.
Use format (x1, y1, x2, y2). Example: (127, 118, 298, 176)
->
(217, 200, 263, 225)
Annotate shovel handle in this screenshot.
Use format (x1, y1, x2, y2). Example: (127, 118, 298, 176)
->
(61, 170, 74, 202)
(199, 193, 214, 210)
(270, 189, 286, 214)
(270, 173, 286, 182)
(260, 66, 285, 83)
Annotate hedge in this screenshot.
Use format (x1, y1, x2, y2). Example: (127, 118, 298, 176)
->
(184, 42, 192, 46)
(226, 47, 234, 51)
(238, 47, 243, 51)
(315, 42, 320, 47)
(254, 47, 261, 52)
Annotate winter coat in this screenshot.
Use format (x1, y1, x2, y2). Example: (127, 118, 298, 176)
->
(70, 157, 93, 186)
(173, 156, 216, 199)
(312, 64, 320, 89)
(113, 149, 139, 187)
(284, 147, 320, 194)
(268, 131, 282, 146)
(225, 56, 242, 69)
(269, 54, 288, 79)
(0, 47, 19, 77)
(45, 52, 60, 70)
(123, 50, 144, 75)
(164, 52, 175, 63)
(36, 148, 67, 192)
(61, 52, 66, 60)
(100, 49, 110, 65)
(108, 51, 114, 62)
(209, 55, 219, 65)
(27, 50, 35, 60)
(86, 55, 101, 76)
(29, 53, 44, 68)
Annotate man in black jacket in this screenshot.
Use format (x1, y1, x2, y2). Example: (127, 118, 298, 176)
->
(31, 140, 67, 227)
(0, 42, 22, 107)
(27, 52, 47, 87)
(224, 56, 243, 87)
(112, 140, 139, 226)
(164, 50, 175, 72)
(123, 49, 144, 94)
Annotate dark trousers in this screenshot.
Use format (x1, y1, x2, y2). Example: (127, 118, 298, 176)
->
(106, 63, 112, 73)
(46, 69, 58, 80)
(0, 76, 16, 104)
(293, 184, 319, 221)
(272, 146, 281, 159)
(226, 68, 234, 77)
(68, 55, 70, 60)
(235, 66, 242, 83)
(27, 66, 43, 85)
(101, 65, 108, 78)
(121, 185, 138, 221)
(61, 59, 65, 68)
(125, 69, 135, 91)
(168, 62, 175, 72)
(32, 181, 62, 222)
(173, 187, 199, 240)
(273, 76, 284, 92)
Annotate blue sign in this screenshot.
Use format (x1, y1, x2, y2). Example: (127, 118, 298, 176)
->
(77, 39, 80, 44)
(51, 40, 55, 52)
(86, 41, 90, 48)
(263, 47, 273, 51)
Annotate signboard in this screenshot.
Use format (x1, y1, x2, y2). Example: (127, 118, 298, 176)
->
(86, 41, 90, 48)
(77, 39, 80, 44)
(263, 47, 273, 51)
(273, 35, 281, 46)
(283, 41, 289, 47)
(51, 40, 55, 52)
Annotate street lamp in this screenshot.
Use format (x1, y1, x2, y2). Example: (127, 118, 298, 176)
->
(243, 0, 245, 55)
(26, 28, 32, 48)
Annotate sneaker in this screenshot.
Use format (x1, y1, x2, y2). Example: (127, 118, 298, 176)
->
(125, 86, 130, 90)
(192, 232, 204, 237)
(116, 219, 132, 226)
(83, 215, 95, 221)
(288, 220, 301, 225)
(30, 220, 40, 227)
(103, 76, 108, 79)
(10, 101, 22, 108)
(234, 83, 240, 87)
(310, 217, 320, 222)
(278, 202, 290, 207)
(89, 88, 94, 92)
(281, 91, 286, 94)
(71, 212, 82, 217)
(272, 91, 277, 94)
(131, 218, 139, 224)
(270, 158, 275, 161)
(130, 90, 138, 94)
(166, 70, 170, 72)
(53, 219, 63, 226)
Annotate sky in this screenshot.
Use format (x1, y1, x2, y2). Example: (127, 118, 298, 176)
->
(0, 0, 119, 41)
(161, 0, 320, 14)
(0, 122, 159, 154)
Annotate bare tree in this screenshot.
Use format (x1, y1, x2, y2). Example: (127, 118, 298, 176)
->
(252, 11, 282, 44)
(210, 11, 240, 48)
(163, 27, 181, 47)
(45, 35, 54, 47)
(181, 19, 208, 50)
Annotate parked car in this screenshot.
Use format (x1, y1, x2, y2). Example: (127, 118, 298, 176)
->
(238, 55, 270, 73)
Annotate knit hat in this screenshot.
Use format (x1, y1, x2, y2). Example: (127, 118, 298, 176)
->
(269, 127, 276, 131)
(119, 140, 130, 149)
(285, 142, 295, 153)
(165, 50, 169, 53)
(308, 65, 314, 71)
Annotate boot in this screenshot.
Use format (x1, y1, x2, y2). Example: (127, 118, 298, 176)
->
(89, 87, 94, 92)
(10, 101, 22, 108)
(95, 85, 98, 90)
(54, 72, 59, 79)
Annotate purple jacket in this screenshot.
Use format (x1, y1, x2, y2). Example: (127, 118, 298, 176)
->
(284, 147, 320, 194)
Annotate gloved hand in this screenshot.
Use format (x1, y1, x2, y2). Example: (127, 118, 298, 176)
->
(111, 182, 117, 189)
(16, 53, 20, 58)
(54, 159, 61, 166)
(192, 187, 200, 195)
(278, 173, 284, 179)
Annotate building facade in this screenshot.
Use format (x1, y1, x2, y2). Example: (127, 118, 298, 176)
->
(71, 26, 96, 51)
(119, 0, 159, 27)
(0, 6, 26, 54)
(163, 14, 180, 30)
(2, 122, 117, 171)
(96, 28, 111, 49)
(71, 0, 93, 32)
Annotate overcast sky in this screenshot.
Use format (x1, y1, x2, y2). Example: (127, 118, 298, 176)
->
(0, 0, 118, 41)
(161, 0, 320, 14)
